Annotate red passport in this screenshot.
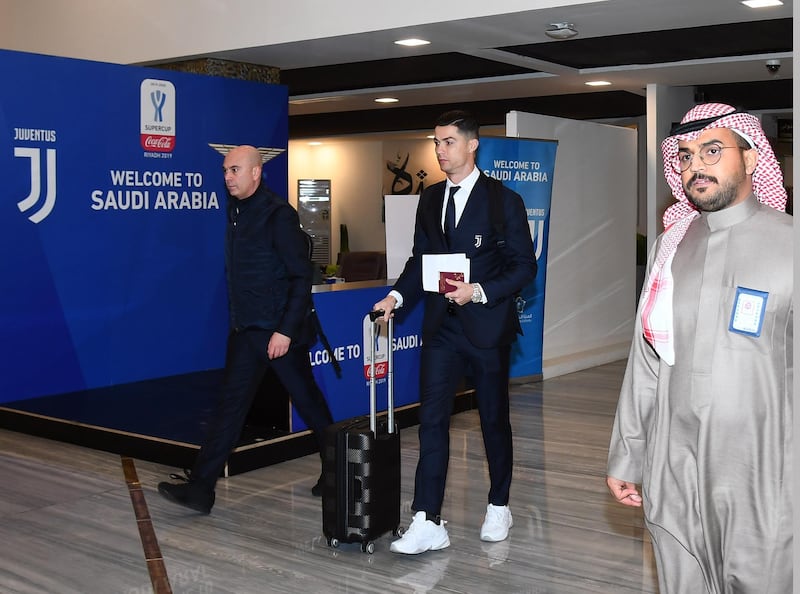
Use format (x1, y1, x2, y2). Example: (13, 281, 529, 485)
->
(438, 271, 464, 293)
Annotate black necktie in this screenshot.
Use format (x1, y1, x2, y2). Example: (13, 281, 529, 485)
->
(444, 185, 459, 247)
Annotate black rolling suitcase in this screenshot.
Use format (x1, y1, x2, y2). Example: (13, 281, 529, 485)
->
(321, 310, 401, 554)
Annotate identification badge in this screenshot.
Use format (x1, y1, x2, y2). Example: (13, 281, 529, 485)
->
(729, 286, 768, 337)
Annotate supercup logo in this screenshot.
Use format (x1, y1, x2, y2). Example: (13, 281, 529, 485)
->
(140, 79, 176, 152)
(362, 314, 389, 381)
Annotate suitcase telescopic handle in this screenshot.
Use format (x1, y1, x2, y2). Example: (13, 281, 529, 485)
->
(368, 309, 394, 435)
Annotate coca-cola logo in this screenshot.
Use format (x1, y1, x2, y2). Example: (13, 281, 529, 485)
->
(140, 134, 175, 152)
(364, 361, 388, 380)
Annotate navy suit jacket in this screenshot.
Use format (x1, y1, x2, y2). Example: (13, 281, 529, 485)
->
(393, 173, 537, 348)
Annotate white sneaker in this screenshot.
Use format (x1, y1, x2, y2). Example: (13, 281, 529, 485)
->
(390, 511, 450, 554)
(480, 504, 512, 542)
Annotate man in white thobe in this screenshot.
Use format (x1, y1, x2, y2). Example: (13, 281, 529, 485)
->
(606, 103, 792, 593)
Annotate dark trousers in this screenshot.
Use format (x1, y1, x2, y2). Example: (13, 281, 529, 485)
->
(412, 313, 513, 516)
(190, 329, 333, 491)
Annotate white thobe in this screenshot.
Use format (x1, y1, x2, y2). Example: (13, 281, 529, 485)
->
(608, 195, 793, 593)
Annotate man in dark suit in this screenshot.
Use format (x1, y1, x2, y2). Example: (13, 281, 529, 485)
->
(158, 145, 333, 513)
(374, 111, 537, 554)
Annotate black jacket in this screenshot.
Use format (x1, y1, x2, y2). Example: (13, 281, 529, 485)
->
(225, 183, 315, 344)
(393, 173, 537, 348)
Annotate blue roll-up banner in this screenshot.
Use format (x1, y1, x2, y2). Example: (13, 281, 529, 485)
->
(0, 49, 288, 404)
(476, 136, 557, 379)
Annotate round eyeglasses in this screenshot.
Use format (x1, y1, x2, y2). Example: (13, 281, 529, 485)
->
(674, 144, 745, 172)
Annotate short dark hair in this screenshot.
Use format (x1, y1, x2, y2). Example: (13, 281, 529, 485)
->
(435, 110, 480, 140)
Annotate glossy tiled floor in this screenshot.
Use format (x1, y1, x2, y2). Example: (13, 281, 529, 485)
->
(0, 360, 657, 593)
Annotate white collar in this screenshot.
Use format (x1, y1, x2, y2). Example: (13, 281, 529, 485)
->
(446, 166, 480, 196)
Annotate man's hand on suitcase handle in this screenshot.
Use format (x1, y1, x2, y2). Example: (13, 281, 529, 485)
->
(372, 296, 397, 322)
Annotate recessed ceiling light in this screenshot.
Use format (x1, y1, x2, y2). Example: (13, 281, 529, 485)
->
(741, 0, 783, 7)
(308, 141, 322, 146)
(585, 80, 612, 86)
(544, 22, 578, 40)
(395, 38, 430, 47)
(374, 97, 399, 103)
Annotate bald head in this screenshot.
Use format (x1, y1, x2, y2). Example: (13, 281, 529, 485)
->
(223, 145, 262, 200)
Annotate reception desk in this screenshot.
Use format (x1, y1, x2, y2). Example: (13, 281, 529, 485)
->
(0, 280, 476, 475)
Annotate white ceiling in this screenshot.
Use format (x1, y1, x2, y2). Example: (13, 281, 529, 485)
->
(0, 0, 793, 118)
(174, 0, 795, 116)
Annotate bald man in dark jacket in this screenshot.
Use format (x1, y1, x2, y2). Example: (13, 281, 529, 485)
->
(158, 145, 333, 513)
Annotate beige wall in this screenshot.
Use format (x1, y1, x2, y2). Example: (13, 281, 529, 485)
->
(382, 138, 444, 197)
(288, 136, 444, 261)
(289, 138, 385, 260)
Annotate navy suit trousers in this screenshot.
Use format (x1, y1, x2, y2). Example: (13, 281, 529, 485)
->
(190, 329, 333, 490)
(412, 312, 513, 516)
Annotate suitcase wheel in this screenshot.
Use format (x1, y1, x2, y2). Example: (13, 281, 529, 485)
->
(361, 541, 375, 554)
(328, 537, 339, 548)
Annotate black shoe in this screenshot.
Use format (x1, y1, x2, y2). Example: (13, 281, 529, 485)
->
(158, 481, 215, 514)
(311, 475, 324, 497)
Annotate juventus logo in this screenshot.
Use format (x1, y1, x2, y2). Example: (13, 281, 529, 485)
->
(15, 147, 57, 223)
(530, 219, 544, 259)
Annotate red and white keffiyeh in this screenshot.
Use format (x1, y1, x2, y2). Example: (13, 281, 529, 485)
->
(640, 103, 787, 365)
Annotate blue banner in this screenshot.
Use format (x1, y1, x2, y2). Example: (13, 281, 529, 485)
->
(0, 50, 288, 403)
(476, 137, 557, 378)
(294, 286, 423, 429)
